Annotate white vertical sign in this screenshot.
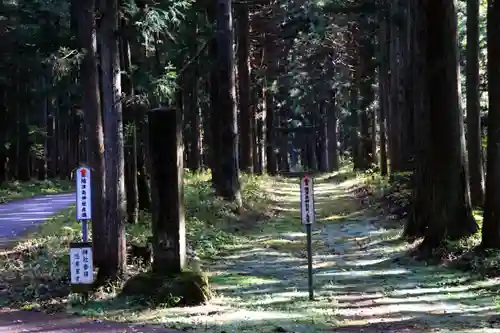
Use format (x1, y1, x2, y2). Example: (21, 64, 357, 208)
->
(300, 174, 315, 225)
(81, 246, 94, 284)
(70, 247, 82, 284)
(70, 245, 94, 285)
(76, 166, 92, 220)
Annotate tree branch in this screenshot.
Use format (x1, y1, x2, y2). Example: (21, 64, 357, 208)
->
(322, 3, 386, 14)
(178, 41, 209, 76)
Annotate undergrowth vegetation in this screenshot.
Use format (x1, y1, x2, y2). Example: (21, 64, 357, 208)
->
(358, 170, 413, 221)
(359, 169, 500, 279)
(0, 171, 270, 309)
(2, 169, 500, 332)
(0, 179, 74, 203)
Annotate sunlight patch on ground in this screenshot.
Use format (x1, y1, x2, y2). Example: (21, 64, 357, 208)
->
(316, 267, 409, 278)
(130, 289, 339, 332)
(78, 172, 500, 333)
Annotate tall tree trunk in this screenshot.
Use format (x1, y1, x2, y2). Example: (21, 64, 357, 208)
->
(136, 113, 151, 211)
(252, 57, 266, 174)
(73, 0, 106, 267)
(405, 0, 429, 239)
(46, 93, 57, 178)
(97, 0, 127, 281)
(207, 3, 221, 187)
(358, 30, 376, 170)
(378, 12, 389, 176)
(419, 0, 477, 251)
(318, 104, 329, 172)
(327, 97, 339, 171)
(236, 3, 253, 173)
(184, 17, 201, 172)
(466, 0, 485, 207)
(213, 0, 242, 207)
(37, 73, 48, 181)
(57, 106, 69, 180)
(350, 84, 362, 169)
(481, 0, 500, 248)
(201, 77, 212, 169)
(17, 82, 30, 181)
(185, 76, 201, 172)
(263, 36, 277, 175)
(120, 30, 139, 224)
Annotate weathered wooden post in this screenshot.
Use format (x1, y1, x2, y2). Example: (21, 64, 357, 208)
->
(147, 107, 186, 275)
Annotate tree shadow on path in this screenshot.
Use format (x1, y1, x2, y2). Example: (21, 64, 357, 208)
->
(101, 173, 500, 333)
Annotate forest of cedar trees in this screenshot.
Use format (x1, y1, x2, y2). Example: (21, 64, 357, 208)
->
(2, 0, 500, 315)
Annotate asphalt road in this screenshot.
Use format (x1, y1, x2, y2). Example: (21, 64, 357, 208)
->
(0, 194, 188, 332)
(0, 193, 75, 244)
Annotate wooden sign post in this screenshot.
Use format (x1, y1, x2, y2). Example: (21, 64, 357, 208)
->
(300, 174, 315, 301)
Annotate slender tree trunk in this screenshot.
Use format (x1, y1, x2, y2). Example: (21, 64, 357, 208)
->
(358, 30, 376, 170)
(136, 112, 151, 211)
(201, 78, 212, 169)
(17, 82, 30, 181)
(350, 84, 361, 169)
(46, 93, 57, 178)
(120, 31, 139, 224)
(378, 13, 389, 177)
(184, 17, 201, 172)
(253, 59, 266, 174)
(37, 73, 49, 181)
(207, 4, 221, 187)
(236, 3, 253, 173)
(97, 0, 127, 281)
(327, 97, 339, 171)
(185, 78, 201, 171)
(466, 0, 485, 207)
(481, 0, 500, 248)
(318, 105, 329, 172)
(213, 0, 242, 207)
(263, 37, 277, 175)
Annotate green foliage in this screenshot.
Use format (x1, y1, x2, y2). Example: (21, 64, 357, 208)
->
(0, 172, 269, 307)
(122, 0, 198, 106)
(362, 170, 500, 279)
(0, 179, 74, 203)
(361, 171, 412, 215)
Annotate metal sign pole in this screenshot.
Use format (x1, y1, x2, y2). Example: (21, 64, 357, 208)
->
(306, 222, 313, 300)
(300, 173, 315, 301)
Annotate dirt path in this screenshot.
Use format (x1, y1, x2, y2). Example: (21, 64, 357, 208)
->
(0, 195, 185, 333)
(128, 175, 499, 333)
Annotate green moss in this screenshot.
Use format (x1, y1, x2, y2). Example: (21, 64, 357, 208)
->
(121, 270, 211, 307)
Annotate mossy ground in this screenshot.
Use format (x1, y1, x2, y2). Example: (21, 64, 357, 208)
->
(0, 179, 74, 203)
(121, 270, 212, 307)
(1, 169, 500, 332)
